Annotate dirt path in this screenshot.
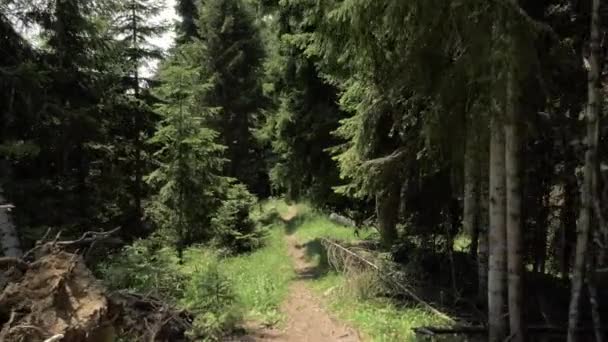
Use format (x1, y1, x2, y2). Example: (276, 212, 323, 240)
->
(243, 206, 361, 342)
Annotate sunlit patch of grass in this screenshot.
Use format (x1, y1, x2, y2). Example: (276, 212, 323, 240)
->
(311, 273, 449, 341)
(223, 227, 294, 325)
(178, 226, 294, 326)
(292, 209, 376, 243)
(453, 234, 471, 252)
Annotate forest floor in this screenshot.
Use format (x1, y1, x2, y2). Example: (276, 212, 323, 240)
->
(244, 205, 361, 341)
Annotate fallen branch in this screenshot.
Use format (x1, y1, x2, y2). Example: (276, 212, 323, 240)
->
(362, 148, 407, 168)
(55, 227, 121, 247)
(43, 334, 64, 342)
(22, 227, 121, 260)
(321, 238, 455, 323)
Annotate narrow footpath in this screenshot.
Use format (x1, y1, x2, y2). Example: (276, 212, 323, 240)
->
(245, 206, 361, 342)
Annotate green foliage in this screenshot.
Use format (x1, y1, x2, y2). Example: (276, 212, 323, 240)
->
(258, 0, 344, 205)
(196, 0, 268, 194)
(98, 239, 187, 301)
(183, 259, 241, 341)
(211, 183, 264, 253)
(221, 227, 294, 324)
(147, 43, 228, 254)
(293, 211, 376, 244)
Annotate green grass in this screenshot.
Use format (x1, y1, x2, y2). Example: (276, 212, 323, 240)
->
(223, 227, 294, 324)
(292, 209, 376, 243)
(287, 202, 450, 341)
(179, 224, 294, 326)
(310, 273, 449, 341)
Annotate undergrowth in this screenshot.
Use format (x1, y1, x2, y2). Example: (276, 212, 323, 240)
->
(292, 203, 450, 342)
(100, 201, 294, 340)
(101, 200, 448, 341)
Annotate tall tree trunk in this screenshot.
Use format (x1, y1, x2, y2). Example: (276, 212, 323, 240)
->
(505, 69, 525, 342)
(464, 124, 480, 258)
(132, 4, 143, 230)
(568, 0, 601, 339)
(478, 169, 489, 306)
(561, 165, 577, 279)
(488, 116, 507, 342)
(587, 252, 603, 342)
(376, 182, 400, 247)
(533, 194, 548, 274)
(0, 189, 21, 257)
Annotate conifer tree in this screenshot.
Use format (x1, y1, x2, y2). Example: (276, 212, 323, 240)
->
(176, 0, 199, 42)
(258, 0, 344, 206)
(196, 0, 267, 194)
(113, 0, 167, 231)
(148, 45, 227, 258)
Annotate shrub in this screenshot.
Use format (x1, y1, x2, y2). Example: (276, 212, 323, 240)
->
(211, 183, 265, 253)
(182, 259, 241, 341)
(98, 238, 186, 302)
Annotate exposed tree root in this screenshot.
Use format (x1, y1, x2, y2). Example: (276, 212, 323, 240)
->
(0, 230, 192, 342)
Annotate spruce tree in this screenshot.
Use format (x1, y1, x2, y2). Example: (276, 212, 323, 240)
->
(176, 0, 199, 42)
(196, 0, 266, 194)
(258, 0, 344, 206)
(113, 0, 167, 231)
(148, 44, 227, 258)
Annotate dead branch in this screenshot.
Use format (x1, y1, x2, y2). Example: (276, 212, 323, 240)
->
(0, 257, 28, 272)
(321, 238, 455, 323)
(362, 148, 407, 168)
(0, 310, 16, 340)
(43, 334, 64, 342)
(54, 227, 121, 247)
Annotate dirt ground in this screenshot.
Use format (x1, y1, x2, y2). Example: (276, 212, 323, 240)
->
(240, 206, 361, 342)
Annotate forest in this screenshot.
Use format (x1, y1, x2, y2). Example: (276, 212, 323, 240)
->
(0, 0, 607, 341)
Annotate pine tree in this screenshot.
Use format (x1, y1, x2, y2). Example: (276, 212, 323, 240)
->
(258, 0, 343, 205)
(148, 44, 227, 259)
(196, 0, 266, 193)
(113, 0, 167, 231)
(176, 0, 199, 42)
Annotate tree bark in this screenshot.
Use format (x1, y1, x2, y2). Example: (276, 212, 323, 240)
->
(478, 171, 489, 306)
(464, 124, 480, 258)
(505, 69, 525, 342)
(488, 116, 507, 342)
(561, 166, 577, 279)
(568, 0, 601, 339)
(587, 254, 603, 342)
(0, 189, 22, 257)
(376, 183, 400, 247)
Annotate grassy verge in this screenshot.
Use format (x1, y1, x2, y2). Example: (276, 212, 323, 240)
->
(179, 225, 294, 326)
(291, 203, 449, 341)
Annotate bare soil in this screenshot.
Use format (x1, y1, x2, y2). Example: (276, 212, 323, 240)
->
(240, 206, 361, 342)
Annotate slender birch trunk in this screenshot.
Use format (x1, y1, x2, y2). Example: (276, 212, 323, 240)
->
(505, 69, 525, 342)
(488, 116, 507, 342)
(0, 189, 22, 257)
(587, 253, 603, 342)
(568, 0, 601, 339)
